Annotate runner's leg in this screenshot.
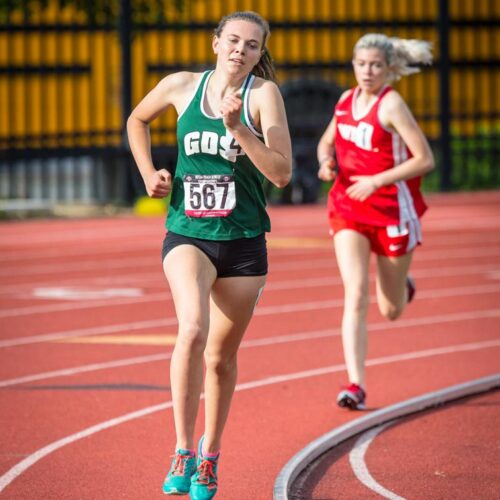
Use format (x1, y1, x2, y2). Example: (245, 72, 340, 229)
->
(333, 230, 371, 387)
(375, 252, 413, 321)
(164, 245, 217, 451)
(202, 275, 266, 453)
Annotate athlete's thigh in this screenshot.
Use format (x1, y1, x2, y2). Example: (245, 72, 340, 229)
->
(206, 275, 267, 354)
(375, 251, 413, 305)
(163, 244, 217, 327)
(333, 229, 371, 291)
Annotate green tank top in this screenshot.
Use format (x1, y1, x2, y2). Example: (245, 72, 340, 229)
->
(166, 70, 271, 240)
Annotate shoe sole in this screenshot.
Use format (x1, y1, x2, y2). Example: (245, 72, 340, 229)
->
(163, 485, 190, 496)
(337, 394, 365, 410)
(163, 488, 189, 496)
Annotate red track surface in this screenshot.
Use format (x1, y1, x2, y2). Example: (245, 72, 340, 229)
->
(293, 390, 499, 499)
(1, 191, 499, 499)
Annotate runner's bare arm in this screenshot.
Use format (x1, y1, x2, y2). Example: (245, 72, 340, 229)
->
(222, 80, 292, 188)
(317, 116, 338, 182)
(317, 90, 350, 182)
(127, 72, 198, 197)
(372, 91, 435, 187)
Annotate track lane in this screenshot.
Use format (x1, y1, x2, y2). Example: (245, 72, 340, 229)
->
(1, 342, 498, 498)
(0, 192, 499, 499)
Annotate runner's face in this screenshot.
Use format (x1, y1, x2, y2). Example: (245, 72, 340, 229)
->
(352, 47, 389, 93)
(213, 20, 264, 75)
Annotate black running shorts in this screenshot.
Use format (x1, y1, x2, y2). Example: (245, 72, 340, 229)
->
(161, 231, 268, 278)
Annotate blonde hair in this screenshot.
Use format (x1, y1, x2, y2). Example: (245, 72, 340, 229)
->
(214, 11, 277, 83)
(354, 33, 433, 82)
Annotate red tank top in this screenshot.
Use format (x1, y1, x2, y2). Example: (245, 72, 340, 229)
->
(328, 86, 427, 226)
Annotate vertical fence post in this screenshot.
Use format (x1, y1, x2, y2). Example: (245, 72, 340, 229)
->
(119, 0, 134, 204)
(438, 0, 452, 190)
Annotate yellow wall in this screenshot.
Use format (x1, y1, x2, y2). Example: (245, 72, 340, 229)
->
(1, 0, 498, 149)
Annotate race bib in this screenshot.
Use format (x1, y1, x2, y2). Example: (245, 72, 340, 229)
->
(183, 174, 236, 218)
(387, 223, 409, 238)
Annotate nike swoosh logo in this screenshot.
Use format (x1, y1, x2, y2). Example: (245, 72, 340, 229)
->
(335, 110, 348, 116)
(389, 244, 403, 251)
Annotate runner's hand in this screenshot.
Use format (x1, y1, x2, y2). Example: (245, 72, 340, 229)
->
(145, 169, 171, 198)
(347, 175, 380, 201)
(318, 157, 337, 182)
(220, 91, 243, 131)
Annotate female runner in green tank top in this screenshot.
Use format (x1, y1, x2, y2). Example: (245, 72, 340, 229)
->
(127, 11, 291, 499)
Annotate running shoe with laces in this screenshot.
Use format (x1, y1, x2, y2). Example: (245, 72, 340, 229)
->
(162, 448, 196, 495)
(337, 383, 366, 410)
(190, 436, 219, 500)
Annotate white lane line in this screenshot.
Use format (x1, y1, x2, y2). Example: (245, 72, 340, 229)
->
(0, 242, 159, 262)
(1, 340, 499, 494)
(0, 256, 160, 277)
(423, 217, 500, 232)
(0, 317, 178, 348)
(0, 400, 174, 493)
(271, 215, 500, 234)
(0, 235, 500, 286)
(0, 272, 164, 295)
(0, 291, 172, 319)
(2, 232, 499, 264)
(2, 232, 498, 266)
(349, 423, 405, 500)
(0, 353, 171, 388)
(1, 244, 498, 278)
(1, 203, 498, 248)
(1, 285, 500, 349)
(271, 246, 500, 272)
(266, 263, 499, 291)
(255, 284, 500, 317)
(1, 262, 498, 319)
(273, 373, 500, 500)
(0, 235, 497, 295)
(0, 224, 159, 246)
(2, 308, 500, 388)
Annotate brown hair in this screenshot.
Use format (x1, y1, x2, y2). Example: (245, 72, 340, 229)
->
(214, 11, 277, 83)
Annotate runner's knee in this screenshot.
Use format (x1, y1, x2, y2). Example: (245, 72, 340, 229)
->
(378, 301, 403, 321)
(204, 351, 237, 378)
(176, 322, 208, 353)
(344, 288, 370, 316)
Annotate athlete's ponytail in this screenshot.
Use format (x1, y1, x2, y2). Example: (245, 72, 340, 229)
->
(214, 11, 278, 83)
(253, 46, 277, 82)
(354, 33, 433, 82)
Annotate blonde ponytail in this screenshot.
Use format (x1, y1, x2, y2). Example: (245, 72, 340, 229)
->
(354, 33, 433, 82)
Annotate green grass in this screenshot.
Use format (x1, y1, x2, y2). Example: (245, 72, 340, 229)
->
(424, 132, 499, 191)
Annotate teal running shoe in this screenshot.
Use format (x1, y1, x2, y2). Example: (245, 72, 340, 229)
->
(162, 448, 196, 495)
(190, 437, 219, 500)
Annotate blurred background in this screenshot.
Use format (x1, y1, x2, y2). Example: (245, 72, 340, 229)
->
(0, 0, 498, 216)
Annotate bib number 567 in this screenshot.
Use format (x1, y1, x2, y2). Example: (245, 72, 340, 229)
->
(183, 174, 236, 218)
(189, 182, 229, 210)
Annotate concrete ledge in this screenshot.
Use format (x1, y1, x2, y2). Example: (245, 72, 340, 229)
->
(273, 374, 500, 500)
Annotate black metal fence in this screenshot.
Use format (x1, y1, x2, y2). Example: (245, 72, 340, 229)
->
(0, 0, 498, 209)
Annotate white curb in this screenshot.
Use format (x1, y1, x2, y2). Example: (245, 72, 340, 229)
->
(273, 373, 500, 499)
